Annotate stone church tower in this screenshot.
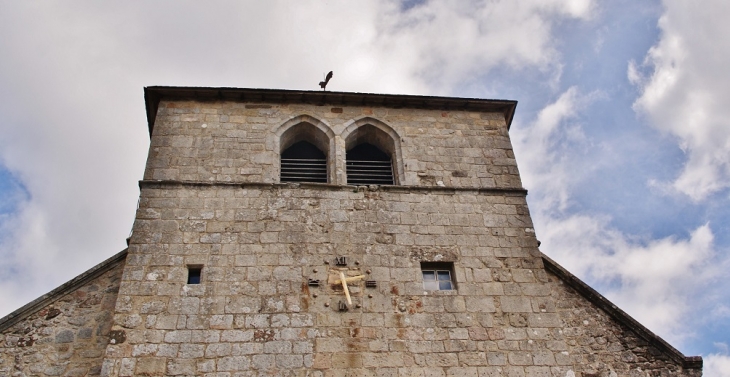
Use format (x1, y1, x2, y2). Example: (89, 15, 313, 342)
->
(1, 87, 702, 376)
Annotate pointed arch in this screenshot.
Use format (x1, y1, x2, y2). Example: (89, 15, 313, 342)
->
(275, 115, 335, 183)
(341, 117, 404, 185)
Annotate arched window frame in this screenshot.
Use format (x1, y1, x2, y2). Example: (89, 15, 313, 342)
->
(275, 115, 335, 184)
(341, 117, 404, 185)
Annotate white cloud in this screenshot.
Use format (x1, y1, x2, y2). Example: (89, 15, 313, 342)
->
(714, 342, 729, 354)
(544, 217, 715, 343)
(704, 353, 730, 377)
(514, 87, 722, 347)
(376, 0, 594, 92)
(512, 87, 592, 211)
(631, 0, 730, 201)
(0, 1, 595, 317)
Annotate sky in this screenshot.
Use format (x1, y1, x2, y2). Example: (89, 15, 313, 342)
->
(0, 0, 729, 374)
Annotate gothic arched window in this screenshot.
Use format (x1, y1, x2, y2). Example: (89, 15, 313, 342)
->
(345, 124, 396, 185)
(279, 122, 331, 183)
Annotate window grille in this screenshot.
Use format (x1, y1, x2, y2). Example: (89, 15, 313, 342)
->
(281, 141, 327, 183)
(346, 143, 394, 185)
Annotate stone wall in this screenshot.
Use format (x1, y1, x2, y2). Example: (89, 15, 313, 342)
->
(144, 100, 521, 189)
(0, 257, 124, 377)
(97, 94, 702, 376)
(0, 91, 701, 376)
(103, 183, 554, 376)
(546, 264, 702, 377)
(102, 181, 698, 376)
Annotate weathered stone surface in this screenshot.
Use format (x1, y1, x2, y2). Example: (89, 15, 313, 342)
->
(0, 258, 123, 377)
(143, 100, 522, 189)
(0, 90, 702, 376)
(546, 267, 702, 376)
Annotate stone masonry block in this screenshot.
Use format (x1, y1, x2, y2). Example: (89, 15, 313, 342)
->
(217, 356, 250, 371)
(466, 297, 496, 313)
(500, 297, 533, 313)
(527, 314, 561, 328)
(134, 357, 167, 375)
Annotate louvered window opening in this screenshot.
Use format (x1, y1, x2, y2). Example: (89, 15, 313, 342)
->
(346, 143, 394, 185)
(281, 158, 327, 183)
(281, 141, 327, 183)
(346, 160, 394, 185)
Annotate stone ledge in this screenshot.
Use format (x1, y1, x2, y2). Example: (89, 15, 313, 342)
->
(541, 252, 703, 369)
(0, 248, 128, 332)
(137, 179, 529, 196)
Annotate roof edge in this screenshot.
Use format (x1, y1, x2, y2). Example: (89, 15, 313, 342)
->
(143, 86, 518, 136)
(0, 249, 128, 333)
(541, 253, 702, 369)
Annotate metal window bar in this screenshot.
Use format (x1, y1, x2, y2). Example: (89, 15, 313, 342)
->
(281, 158, 327, 183)
(346, 160, 394, 185)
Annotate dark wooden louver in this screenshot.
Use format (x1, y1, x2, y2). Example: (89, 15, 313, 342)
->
(281, 158, 327, 183)
(281, 141, 327, 183)
(346, 143, 394, 185)
(346, 160, 394, 185)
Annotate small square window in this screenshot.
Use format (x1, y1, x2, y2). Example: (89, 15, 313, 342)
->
(187, 266, 202, 284)
(421, 262, 455, 291)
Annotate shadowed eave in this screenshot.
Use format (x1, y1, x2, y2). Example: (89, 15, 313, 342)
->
(143, 86, 518, 136)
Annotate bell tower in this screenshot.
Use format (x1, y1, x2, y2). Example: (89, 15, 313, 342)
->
(97, 87, 701, 376)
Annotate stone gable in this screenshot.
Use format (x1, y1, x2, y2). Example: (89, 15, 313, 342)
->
(0, 251, 125, 376)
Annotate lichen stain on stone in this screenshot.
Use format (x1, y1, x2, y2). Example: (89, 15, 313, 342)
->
(17, 337, 34, 347)
(375, 233, 394, 244)
(108, 329, 126, 344)
(44, 307, 61, 320)
(300, 282, 310, 310)
(409, 246, 458, 262)
(346, 352, 358, 368)
(254, 329, 275, 342)
(78, 294, 102, 308)
(407, 299, 423, 314)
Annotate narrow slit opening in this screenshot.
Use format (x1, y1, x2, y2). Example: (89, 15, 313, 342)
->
(187, 266, 202, 284)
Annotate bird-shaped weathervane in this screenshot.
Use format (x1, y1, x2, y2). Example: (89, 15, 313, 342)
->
(319, 71, 333, 91)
